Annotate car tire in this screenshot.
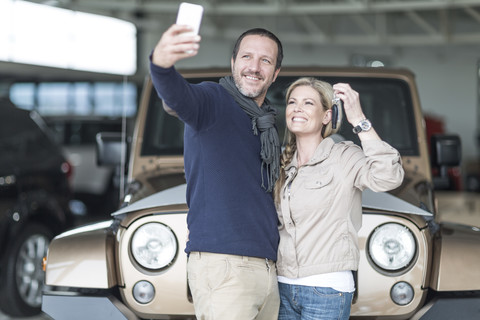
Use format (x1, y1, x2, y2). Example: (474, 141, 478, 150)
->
(0, 223, 53, 317)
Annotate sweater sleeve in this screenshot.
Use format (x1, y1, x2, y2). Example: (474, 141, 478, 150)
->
(351, 140, 405, 192)
(149, 58, 217, 130)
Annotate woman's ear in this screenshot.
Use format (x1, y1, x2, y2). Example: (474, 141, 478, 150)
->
(323, 109, 332, 125)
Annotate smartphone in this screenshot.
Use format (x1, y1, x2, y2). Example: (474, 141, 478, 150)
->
(176, 2, 204, 36)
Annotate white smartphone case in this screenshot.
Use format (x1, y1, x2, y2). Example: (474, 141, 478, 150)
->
(176, 2, 204, 35)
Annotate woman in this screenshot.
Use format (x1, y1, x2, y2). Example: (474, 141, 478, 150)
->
(274, 77, 404, 320)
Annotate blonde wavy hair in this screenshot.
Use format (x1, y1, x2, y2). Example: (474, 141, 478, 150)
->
(273, 77, 342, 204)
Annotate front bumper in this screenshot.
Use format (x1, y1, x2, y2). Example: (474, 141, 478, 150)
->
(412, 292, 480, 320)
(42, 292, 139, 320)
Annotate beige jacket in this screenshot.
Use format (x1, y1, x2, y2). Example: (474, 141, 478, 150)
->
(276, 137, 404, 278)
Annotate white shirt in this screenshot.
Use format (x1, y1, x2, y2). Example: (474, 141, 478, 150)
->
(278, 270, 355, 293)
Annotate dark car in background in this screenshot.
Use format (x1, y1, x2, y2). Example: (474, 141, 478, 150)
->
(6, 79, 139, 219)
(45, 115, 133, 217)
(0, 98, 74, 317)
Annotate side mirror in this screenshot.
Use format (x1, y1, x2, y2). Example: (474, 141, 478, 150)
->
(431, 134, 461, 167)
(430, 134, 461, 190)
(96, 132, 128, 167)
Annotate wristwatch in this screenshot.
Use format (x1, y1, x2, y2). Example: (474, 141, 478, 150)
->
(352, 119, 372, 134)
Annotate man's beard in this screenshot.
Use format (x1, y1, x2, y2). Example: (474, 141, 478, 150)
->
(233, 71, 268, 99)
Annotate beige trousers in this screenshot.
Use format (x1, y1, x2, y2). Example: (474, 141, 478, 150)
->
(187, 251, 280, 320)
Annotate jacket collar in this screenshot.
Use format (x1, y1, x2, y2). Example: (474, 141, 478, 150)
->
(285, 137, 335, 174)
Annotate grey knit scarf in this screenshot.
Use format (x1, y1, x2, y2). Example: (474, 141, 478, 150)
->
(219, 76, 280, 192)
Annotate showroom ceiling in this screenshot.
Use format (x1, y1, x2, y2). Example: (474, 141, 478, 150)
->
(27, 0, 480, 47)
(4, 0, 479, 82)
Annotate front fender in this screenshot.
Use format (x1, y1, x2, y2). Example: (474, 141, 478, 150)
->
(430, 223, 480, 291)
(45, 220, 117, 289)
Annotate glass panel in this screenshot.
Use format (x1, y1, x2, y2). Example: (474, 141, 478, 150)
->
(72, 82, 93, 115)
(37, 82, 70, 115)
(9, 82, 35, 110)
(118, 83, 138, 117)
(93, 83, 137, 117)
(142, 93, 185, 156)
(142, 75, 418, 157)
(267, 76, 418, 156)
(93, 83, 116, 116)
(9, 81, 137, 117)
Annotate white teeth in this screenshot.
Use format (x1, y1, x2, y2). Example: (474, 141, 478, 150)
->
(245, 75, 259, 80)
(292, 117, 307, 122)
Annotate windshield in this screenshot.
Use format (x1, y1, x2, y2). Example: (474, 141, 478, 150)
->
(142, 75, 418, 157)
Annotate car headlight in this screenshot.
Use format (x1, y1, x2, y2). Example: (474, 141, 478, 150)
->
(130, 222, 178, 270)
(368, 223, 416, 272)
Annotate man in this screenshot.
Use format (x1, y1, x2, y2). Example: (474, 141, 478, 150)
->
(150, 25, 283, 319)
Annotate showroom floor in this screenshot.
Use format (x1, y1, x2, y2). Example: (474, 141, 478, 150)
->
(0, 311, 51, 320)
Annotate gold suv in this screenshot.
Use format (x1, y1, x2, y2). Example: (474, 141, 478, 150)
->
(42, 67, 480, 320)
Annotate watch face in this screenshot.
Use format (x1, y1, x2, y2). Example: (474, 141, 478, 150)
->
(361, 120, 371, 130)
(353, 119, 371, 134)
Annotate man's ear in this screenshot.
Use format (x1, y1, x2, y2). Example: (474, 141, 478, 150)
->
(230, 57, 234, 72)
(272, 67, 281, 83)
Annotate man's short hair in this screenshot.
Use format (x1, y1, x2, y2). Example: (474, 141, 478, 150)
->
(232, 28, 283, 70)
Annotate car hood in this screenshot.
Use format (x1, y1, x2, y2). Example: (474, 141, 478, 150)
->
(112, 184, 432, 217)
(112, 184, 188, 217)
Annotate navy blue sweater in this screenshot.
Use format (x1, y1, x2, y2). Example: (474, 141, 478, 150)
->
(150, 63, 279, 261)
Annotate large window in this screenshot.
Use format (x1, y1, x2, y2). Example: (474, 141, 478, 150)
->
(0, 0, 136, 75)
(9, 82, 137, 117)
(9, 81, 137, 146)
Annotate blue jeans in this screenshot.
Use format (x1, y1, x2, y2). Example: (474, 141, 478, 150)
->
(278, 282, 353, 320)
